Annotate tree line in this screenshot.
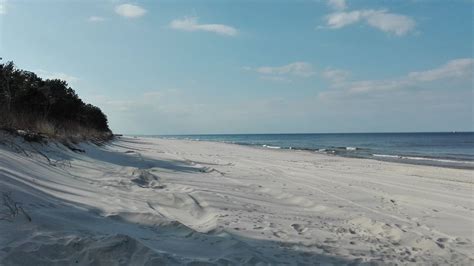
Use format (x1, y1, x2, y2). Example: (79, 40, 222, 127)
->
(0, 60, 111, 139)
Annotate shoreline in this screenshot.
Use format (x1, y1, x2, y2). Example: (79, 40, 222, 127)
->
(1, 135, 472, 264)
(145, 135, 474, 170)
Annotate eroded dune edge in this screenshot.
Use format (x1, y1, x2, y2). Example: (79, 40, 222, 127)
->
(0, 134, 472, 265)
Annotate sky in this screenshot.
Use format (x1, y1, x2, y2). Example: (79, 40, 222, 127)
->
(0, 0, 472, 134)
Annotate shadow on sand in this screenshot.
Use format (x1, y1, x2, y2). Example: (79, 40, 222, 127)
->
(79, 140, 203, 174)
(0, 139, 361, 265)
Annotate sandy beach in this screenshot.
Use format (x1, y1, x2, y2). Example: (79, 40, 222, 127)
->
(0, 135, 472, 265)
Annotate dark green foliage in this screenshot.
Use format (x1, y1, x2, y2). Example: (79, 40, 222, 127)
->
(0, 61, 111, 135)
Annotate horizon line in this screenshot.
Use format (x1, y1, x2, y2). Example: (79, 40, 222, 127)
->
(124, 131, 473, 136)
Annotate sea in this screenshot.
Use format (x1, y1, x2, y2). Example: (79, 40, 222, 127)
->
(155, 132, 474, 169)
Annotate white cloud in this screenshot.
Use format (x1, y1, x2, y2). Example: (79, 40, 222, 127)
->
(322, 68, 350, 83)
(169, 17, 238, 36)
(365, 12, 416, 36)
(326, 10, 376, 29)
(327, 0, 347, 11)
(36, 70, 79, 85)
(0, 0, 7, 15)
(321, 58, 473, 97)
(88, 16, 106, 22)
(248, 62, 315, 77)
(115, 3, 146, 18)
(325, 9, 415, 36)
(347, 79, 410, 94)
(408, 58, 474, 82)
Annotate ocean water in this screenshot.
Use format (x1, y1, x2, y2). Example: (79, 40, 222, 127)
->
(157, 132, 474, 169)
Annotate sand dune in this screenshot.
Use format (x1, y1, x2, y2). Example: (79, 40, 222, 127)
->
(0, 135, 472, 265)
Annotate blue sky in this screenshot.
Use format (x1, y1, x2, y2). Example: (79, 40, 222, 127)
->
(1, 0, 472, 134)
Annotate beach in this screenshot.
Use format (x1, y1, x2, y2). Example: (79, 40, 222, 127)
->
(0, 135, 472, 265)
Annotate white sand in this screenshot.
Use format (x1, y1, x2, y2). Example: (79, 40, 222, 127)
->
(0, 135, 472, 265)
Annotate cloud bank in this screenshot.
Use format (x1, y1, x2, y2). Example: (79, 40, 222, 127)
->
(320, 58, 473, 97)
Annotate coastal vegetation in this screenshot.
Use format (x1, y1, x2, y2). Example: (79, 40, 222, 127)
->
(0, 60, 111, 141)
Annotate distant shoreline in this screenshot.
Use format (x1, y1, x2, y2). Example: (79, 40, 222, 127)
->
(153, 131, 474, 136)
(131, 133, 474, 170)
